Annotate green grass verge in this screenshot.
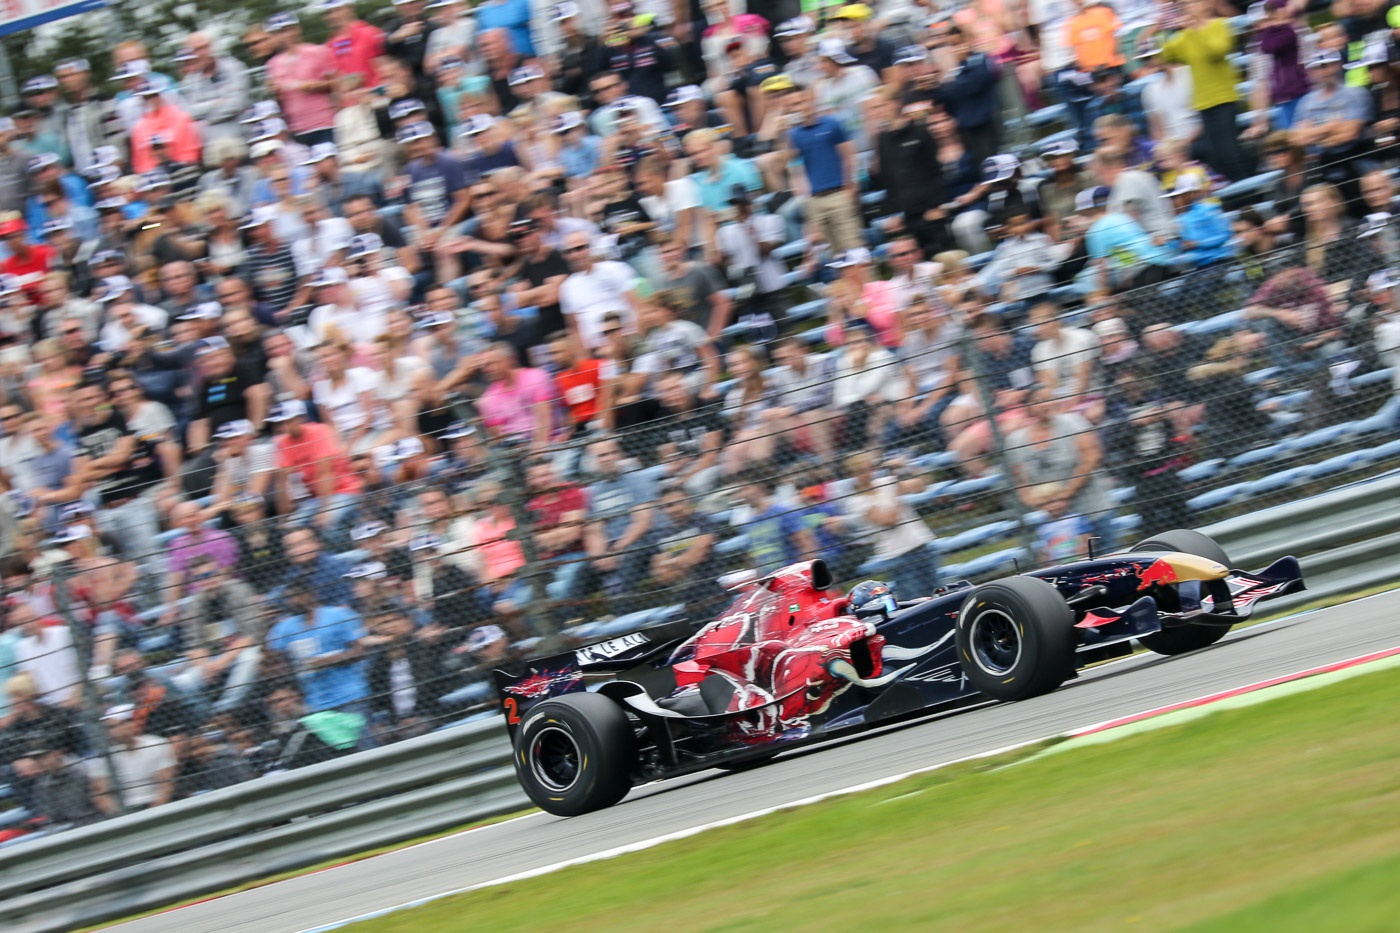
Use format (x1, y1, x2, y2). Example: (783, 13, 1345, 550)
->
(350, 664, 1400, 933)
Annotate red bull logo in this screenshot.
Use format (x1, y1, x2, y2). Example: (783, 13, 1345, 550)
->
(1137, 558, 1179, 591)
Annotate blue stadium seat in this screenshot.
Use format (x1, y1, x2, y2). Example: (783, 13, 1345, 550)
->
(1352, 367, 1394, 389)
(965, 251, 995, 271)
(787, 299, 826, 321)
(1244, 467, 1308, 495)
(955, 547, 1031, 579)
(945, 473, 1002, 497)
(1112, 513, 1143, 536)
(1278, 424, 1348, 453)
(715, 534, 750, 557)
(1025, 103, 1068, 127)
(1108, 485, 1137, 508)
(1215, 170, 1282, 203)
(903, 479, 957, 508)
(1301, 451, 1368, 480)
(1178, 459, 1224, 483)
(936, 519, 1018, 554)
(780, 268, 811, 289)
(438, 681, 493, 709)
(1187, 482, 1249, 510)
(1369, 437, 1400, 461)
(772, 239, 808, 262)
(859, 190, 886, 208)
(911, 450, 957, 472)
(1243, 366, 1283, 386)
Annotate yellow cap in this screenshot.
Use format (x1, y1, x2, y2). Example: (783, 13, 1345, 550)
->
(760, 73, 796, 93)
(833, 3, 874, 20)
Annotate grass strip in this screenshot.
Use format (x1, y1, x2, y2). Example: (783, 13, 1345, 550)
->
(350, 664, 1400, 933)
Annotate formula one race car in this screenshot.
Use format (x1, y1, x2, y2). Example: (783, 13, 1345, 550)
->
(494, 529, 1303, 816)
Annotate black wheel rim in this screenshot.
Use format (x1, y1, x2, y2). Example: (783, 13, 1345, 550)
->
(969, 608, 1022, 675)
(529, 726, 581, 793)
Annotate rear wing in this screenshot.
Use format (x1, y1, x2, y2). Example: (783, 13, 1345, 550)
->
(491, 621, 694, 739)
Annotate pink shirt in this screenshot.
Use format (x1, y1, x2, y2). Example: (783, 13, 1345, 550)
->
(131, 105, 202, 173)
(327, 20, 385, 87)
(470, 513, 526, 581)
(266, 44, 339, 134)
(479, 367, 553, 441)
(824, 281, 902, 349)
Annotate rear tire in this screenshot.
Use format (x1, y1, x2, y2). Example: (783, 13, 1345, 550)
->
(1131, 529, 1233, 656)
(513, 692, 636, 816)
(955, 576, 1076, 702)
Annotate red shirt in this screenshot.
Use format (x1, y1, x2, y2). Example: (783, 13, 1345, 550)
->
(274, 421, 362, 497)
(557, 359, 604, 426)
(3, 244, 53, 304)
(327, 20, 386, 87)
(527, 485, 588, 559)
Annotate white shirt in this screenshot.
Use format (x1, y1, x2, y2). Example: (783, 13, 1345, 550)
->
(1140, 66, 1200, 142)
(1031, 326, 1101, 396)
(1109, 169, 1177, 242)
(845, 474, 935, 560)
(832, 345, 897, 407)
(313, 366, 381, 436)
(86, 734, 175, 809)
(559, 260, 638, 347)
(99, 303, 169, 354)
(0, 433, 42, 493)
(305, 302, 383, 350)
(717, 213, 787, 293)
(1375, 315, 1400, 392)
(15, 624, 81, 705)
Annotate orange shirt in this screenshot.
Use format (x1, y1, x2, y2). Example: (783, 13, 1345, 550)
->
(274, 421, 362, 497)
(1066, 5, 1124, 70)
(557, 359, 604, 427)
(131, 105, 203, 174)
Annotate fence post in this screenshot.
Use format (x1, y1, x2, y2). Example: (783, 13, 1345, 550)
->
(50, 558, 126, 817)
(955, 328, 1038, 558)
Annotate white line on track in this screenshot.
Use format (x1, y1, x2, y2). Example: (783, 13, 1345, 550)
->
(262, 588, 1393, 933)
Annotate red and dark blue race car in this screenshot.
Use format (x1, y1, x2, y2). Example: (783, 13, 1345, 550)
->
(494, 528, 1303, 816)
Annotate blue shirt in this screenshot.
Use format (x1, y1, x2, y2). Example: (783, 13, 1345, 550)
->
(746, 502, 803, 574)
(691, 156, 763, 214)
(267, 606, 367, 712)
(475, 0, 534, 57)
(787, 115, 848, 194)
(1084, 211, 1176, 289)
(1175, 200, 1234, 265)
(588, 471, 656, 543)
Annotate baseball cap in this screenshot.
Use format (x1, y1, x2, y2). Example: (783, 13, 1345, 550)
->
(313, 266, 349, 287)
(54, 58, 89, 74)
(436, 55, 465, 74)
(319, 0, 354, 8)
(238, 205, 277, 229)
(1092, 317, 1129, 340)
(266, 399, 309, 422)
(39, 218, 70, 238)
(300, 142, 339, 166)
(665, 85, 706, 107)
(264, 12, 298, 31)
(93, 248, 124, 264)
(818, 36, 856, 64)
(1042, 136, 1080, 157)
(419, 310, 455, 329)
(214, 419, 256, 440)
(441, 421, 476, 440)
(102, 704, 134, 722)
(388, 98, 427, 121)
(89, 144, 121, 169)
(395, 121, 435, 145)
(95, 196, 127, 212)
(58, 501, 95, 523)
(22, 76, 57, 94)
(1367, 268, 1399, 290)
(408, 533, 442, 552)
(1308, 50, 1343, 68)
(462, 624, 506, 652)
(48, 524, 92, 546)
(829, 246, 872, 269)
(112, 59, 150, 80)
(758, 73, 796, 93)
(387, 436, 425, 461)
(26, 152, 59, 174)
(981, 153, 1021, 183)
(1075, 185, 1112, 211)
(138, 171, 172, 192)
(240, 101, 281, 125)
(249, 117, 288, 142)
(832, 2, 874, 19)
(194, 335, 231, 356)
(135, 80, 161, 97)
(552, 111, 585, 133)
(552, 0, 579, 18)
(344, 561, 388, 580)
(1162, 174, 1203, 197)
(894, 45, 927, 66)
(178, 301, 224, 321)
(508, 65, 545, 87)
(774, 15, 814, 37)
(351, 521, 388, 541)
(463, 114, 497, 135)
(349, 232, 383, 258)
(250, 139, 282, 159)
(0, 215, 25, 237)
(98, 275, 132, 301)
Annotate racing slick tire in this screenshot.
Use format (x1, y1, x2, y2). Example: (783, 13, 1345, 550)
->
(1131, 529, 1234, 657)
(513, 692, 636, 817)
(955, 576, 1075, 702)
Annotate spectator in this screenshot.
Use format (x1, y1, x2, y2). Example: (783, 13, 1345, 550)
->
(269, 399, 362, 524)
(264, 14, 339, 147)
(645, 483, 722, 614)
(88, 703, 176, 814)
(1006, 387, 1113, 547)
(839, 451, 937, 596)
(322, 0, 386, 88)
(10, 602, 81, 708)
(265, 579, 367, 714)
(583, 436, 655, 595)
(364, 608, 448, 739)
(558, 231, 643, 348)
(178, 32, 250, 144)
(0, 671, 85, 815)
(734, 472, 815, 574)
(1149, 0, 1247, 181)
(786, 86, 862, 254)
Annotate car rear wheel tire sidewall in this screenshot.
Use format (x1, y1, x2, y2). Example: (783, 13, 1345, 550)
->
(955, 576, 1076, 702)
(514, 692, 636, 817)
(1131, 529, 1234, 656)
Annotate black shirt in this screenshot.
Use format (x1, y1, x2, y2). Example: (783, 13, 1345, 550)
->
(521, 248, 570, 337)
(194, 365, 257, 435)
(76, 410, 149, 505)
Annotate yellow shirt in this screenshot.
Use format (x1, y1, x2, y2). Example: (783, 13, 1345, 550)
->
(1163, 18, 1239, 111)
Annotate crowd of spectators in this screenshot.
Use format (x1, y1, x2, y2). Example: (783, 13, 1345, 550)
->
(0, 0, 1397, 835)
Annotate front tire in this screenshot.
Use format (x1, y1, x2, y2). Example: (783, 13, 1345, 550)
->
(955, 576, 1076, 702)
(1131, 529, 1233, 656)
(514, 692, 636, 816)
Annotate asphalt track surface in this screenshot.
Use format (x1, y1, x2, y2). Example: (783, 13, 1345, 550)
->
(115, 592, 1400, 933)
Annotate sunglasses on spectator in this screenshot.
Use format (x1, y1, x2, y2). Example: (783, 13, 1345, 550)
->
(601, 326, 620, 337)
(62, 327, 82, 336)
(563, 244, 588, 254)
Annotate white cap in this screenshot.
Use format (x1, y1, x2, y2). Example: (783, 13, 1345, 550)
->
(818, 37, 856, 64)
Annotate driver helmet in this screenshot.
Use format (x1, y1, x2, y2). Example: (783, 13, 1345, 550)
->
(848, 580, 895, 611)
